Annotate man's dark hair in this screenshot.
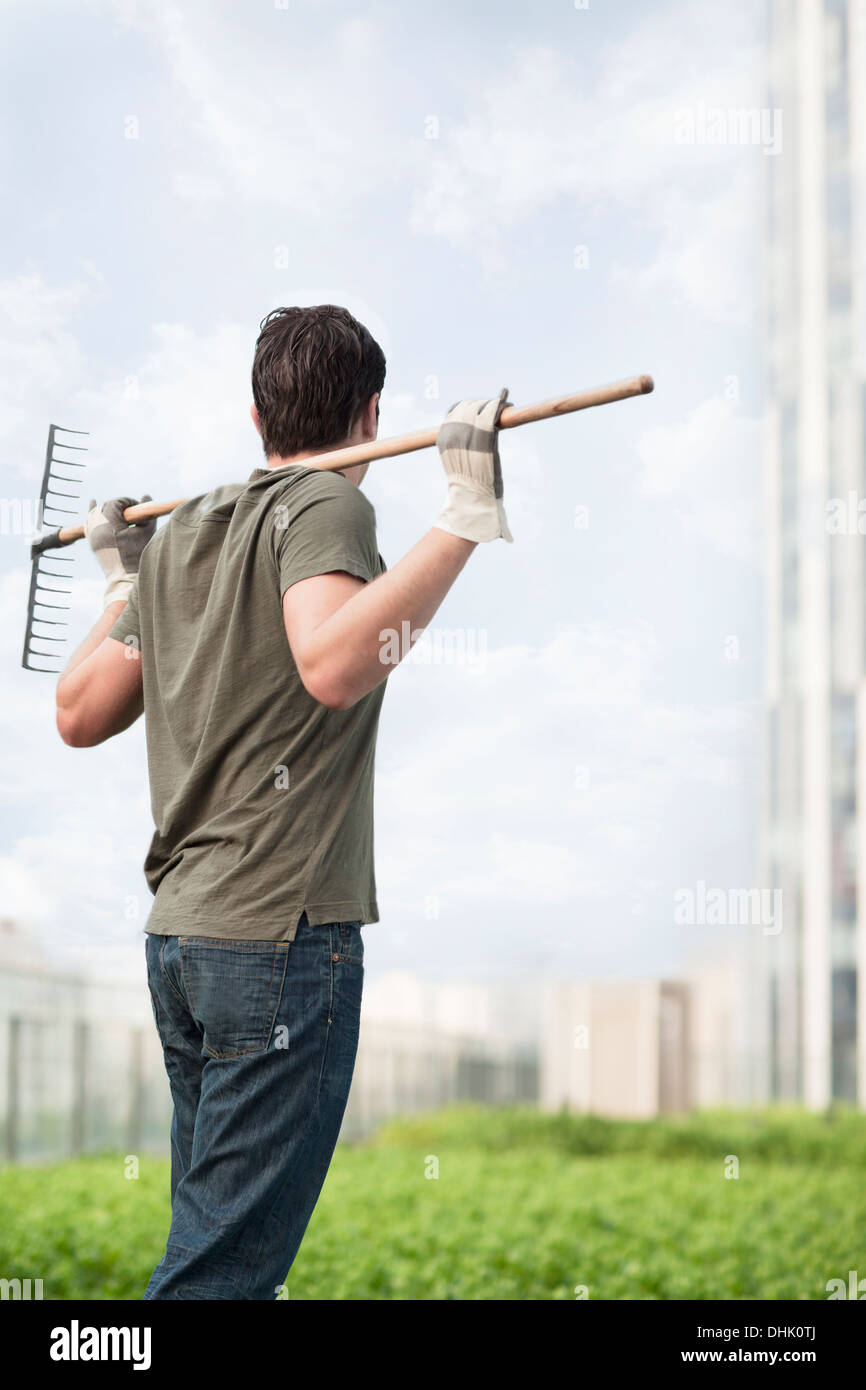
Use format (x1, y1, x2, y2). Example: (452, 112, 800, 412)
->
(252, 304, 386, 458)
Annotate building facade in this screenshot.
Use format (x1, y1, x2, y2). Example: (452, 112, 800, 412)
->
(761, 0, 866, 1105)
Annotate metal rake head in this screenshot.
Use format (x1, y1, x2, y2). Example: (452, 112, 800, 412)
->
(21, 424, 88, 672)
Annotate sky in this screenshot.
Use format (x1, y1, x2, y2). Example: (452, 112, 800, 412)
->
(0, 0, 770, 996)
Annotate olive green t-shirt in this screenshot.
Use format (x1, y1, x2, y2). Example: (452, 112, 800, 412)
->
(108, 464, 387, 941)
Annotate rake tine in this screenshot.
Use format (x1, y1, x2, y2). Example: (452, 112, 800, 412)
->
(22, 422, 89, 670)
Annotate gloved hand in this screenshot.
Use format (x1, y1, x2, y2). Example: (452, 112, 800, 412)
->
(84, 495, 156, 607)
(433, 387, 513, 543)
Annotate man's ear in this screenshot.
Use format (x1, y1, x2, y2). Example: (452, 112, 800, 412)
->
(250, 402, 262, 436)
(367, 393, 380, 437)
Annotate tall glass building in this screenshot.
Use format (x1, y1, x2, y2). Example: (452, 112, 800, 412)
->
(761, 0, 866, 1106)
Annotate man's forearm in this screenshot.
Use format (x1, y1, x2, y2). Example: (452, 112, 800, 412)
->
(56, 600, 127, 707)
(55, 597, 145, 746)
(305, 528, 476, 706)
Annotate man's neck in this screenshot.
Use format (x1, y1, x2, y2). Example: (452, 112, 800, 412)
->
(265, 443, 368, 488)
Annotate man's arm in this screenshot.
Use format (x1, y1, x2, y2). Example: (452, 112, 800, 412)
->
(284, 389, 512, 710)
(56, 602, 143, 746)
(55, 495, 155, 746)
(283, 529, 475, 710)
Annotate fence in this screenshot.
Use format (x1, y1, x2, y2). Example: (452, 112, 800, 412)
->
(0, 961, 539, 1163)
(0, 963, 170, 1161)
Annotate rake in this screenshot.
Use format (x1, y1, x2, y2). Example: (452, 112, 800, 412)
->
(21, 373, 653, 671)
(21, 424, 89, 672)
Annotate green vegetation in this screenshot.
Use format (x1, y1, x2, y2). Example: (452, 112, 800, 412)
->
(0, 1105, 863, 1299)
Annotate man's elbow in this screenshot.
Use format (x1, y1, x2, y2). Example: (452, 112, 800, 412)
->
(57, 713, 83, 746)
(299, 662, 359, 712)
(57, 709, 94, 747)
(56, 700, 105, 747)
(304, 678, 357, 712)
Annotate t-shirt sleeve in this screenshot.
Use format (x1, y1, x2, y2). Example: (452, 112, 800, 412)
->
(271, 476, 381, 597)
(107, 576, 142, 649)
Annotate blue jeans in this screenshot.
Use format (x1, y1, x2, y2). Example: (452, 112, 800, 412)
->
(142, 914, 363, 1300)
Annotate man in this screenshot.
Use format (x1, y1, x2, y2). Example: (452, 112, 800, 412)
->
(55, 303, 512, 1300)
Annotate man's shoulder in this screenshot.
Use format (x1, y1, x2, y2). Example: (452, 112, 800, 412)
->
(166, 482, 250, 528)
(253, 467, 376, 525)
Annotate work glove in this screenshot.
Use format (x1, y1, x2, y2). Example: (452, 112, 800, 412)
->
(84, 495, 155, 607)
(433, 387, 513, 543)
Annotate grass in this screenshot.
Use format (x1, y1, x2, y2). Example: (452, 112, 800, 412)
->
(0, 1104, 863, 1299)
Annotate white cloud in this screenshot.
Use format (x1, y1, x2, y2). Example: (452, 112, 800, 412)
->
(0, 273, 95, 470)
(442, 833, 604, 906)
(77, 321, 256, 498)
(375, 622, 753, 929)
(409, 8, 763, 316)
(613, 170, 759, 325)
(636, 395, 761, 563)
(114, 1, 413, 213)
(0, 555, 151, 979)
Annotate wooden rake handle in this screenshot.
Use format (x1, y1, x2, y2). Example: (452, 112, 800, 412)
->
(51, 373, 654, 544)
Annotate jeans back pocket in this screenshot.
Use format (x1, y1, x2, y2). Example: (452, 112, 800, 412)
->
(178, 938, 291, 1059)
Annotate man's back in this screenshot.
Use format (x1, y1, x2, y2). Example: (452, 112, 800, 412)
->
(109, 463, 386, 941)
